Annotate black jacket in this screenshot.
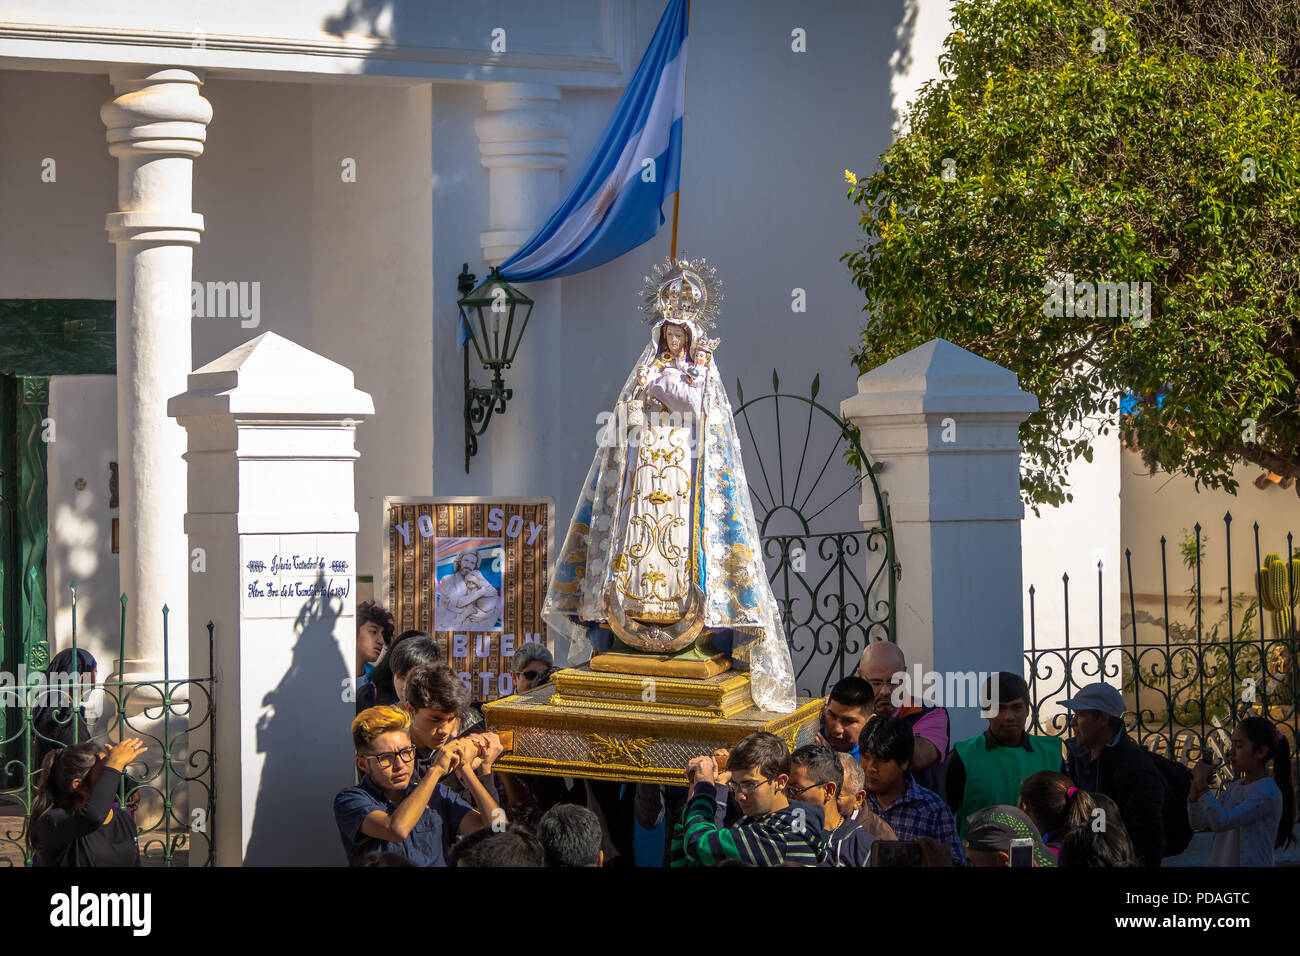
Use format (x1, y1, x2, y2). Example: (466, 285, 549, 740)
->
(1066, 731, 1165, 866)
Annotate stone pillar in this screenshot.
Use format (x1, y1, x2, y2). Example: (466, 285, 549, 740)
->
(841, 339, 1039, 741)
(473, 83, 572, 494)
(101, 67, 212, 681)
(169, 332, 374, 866)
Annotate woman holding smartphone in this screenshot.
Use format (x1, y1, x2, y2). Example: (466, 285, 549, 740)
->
(27, 737, 147, 866)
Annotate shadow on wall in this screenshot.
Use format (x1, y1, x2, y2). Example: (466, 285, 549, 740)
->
(244, 570, 351, 866)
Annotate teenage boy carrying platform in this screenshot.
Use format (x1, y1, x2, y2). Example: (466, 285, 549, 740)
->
(671, 731, 829, 867)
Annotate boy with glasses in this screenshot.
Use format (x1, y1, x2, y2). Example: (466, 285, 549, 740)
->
(788, 742, 875, 865)
(333, 705, 501, 866)
(671, 732, 828, 867)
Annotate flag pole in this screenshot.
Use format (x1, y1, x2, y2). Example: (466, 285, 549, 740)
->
(670, 0, 690, 260)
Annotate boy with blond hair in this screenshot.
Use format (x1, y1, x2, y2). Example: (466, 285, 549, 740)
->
(334, 704, 501, 866)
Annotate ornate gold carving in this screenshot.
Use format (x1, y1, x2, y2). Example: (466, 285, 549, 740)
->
(482, 677, 824, 785)
(586, 733, 656, 768)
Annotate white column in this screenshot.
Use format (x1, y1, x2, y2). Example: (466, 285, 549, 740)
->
(170, 332, 374, 866)
(473, 83, 572, 492)
(841, 339, 1039, 741)
(476, 83, 574, 265)
(100, 67, 212, 681)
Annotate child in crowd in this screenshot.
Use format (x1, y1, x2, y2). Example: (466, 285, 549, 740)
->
(1018, 770, 1099, 854)
(403, 664, 499, 800)
(1057, 817, 1140, 867)
(1189, 715, 1296, 866)
(672, 732, 828, 866)
(963, 804, 1056, 867)
(354, 602, 395, 712)
(859, 716, 964, 865)
(787, 743, 874, 865)
(334, 705, 500, 867)
(368, 631, 441, 707)
(837, 751, 898, 841)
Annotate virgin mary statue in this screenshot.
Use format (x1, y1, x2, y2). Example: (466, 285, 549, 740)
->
(542, 256, 797, 713)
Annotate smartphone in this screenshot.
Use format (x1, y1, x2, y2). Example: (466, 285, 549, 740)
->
(871, 840, 923, 867)
(1009, 837, 1034, 867)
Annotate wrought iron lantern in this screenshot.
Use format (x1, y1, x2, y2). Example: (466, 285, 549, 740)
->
(458, 263, 534, 472)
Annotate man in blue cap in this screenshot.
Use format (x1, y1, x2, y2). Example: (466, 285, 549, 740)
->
(1062, 682, 1165, 866)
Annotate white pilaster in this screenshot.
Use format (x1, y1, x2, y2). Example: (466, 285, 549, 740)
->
(841, 339, 1039, 740)
(170, 332, 374, 866)
(472, 83, 572, 494)
(100, 67, 211, 681)
(475, 83, 573, 266)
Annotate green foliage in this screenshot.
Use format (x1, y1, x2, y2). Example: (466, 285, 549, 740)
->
(844, 0, 1300, 512)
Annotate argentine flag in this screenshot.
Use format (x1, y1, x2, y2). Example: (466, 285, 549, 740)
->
(497, 0, 688, 283)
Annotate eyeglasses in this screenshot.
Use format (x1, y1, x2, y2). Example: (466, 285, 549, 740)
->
(728, 776, 775, 796)
(785, 780, 827, 799)
(364, 746, 416, 770)
(519, 667, 548, 681)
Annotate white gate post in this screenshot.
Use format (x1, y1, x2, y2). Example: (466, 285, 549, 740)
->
(841, 339, 1039, 741)
(170, 332, 374, 865)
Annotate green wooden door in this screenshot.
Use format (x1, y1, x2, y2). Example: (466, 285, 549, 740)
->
(0, 299, 114, 787)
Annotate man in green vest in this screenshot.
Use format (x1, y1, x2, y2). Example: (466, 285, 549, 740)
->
(945, 672, 1065, 836)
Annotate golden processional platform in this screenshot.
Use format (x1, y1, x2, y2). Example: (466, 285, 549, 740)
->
(483, 653, 823, 785)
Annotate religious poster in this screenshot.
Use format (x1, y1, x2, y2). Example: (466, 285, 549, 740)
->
(382, 497, 553, 703)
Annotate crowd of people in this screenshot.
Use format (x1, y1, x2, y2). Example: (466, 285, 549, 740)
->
(331, 604, 1298, 868)
(19, 600, 1298, 868)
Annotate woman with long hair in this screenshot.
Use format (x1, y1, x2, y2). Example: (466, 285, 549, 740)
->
(27, 737, 146, 866)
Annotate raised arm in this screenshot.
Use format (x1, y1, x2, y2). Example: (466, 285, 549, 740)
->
(358, 746, 455, 843)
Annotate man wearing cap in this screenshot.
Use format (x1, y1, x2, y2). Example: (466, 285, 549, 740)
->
(945, 672, 1066, 835)
(964, 804, 1057, 867)
(1062, 682, 1165, 866)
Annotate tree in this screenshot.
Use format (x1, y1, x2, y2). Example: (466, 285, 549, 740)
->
(844, 0, 1300, 511)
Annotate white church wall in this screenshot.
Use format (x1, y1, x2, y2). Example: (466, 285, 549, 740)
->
(45, 375, 120, 674)
(1020, 425, 1122, 733)
(0, 70, 116, 297)
(1, 67, 433, 596)
(0, 0, 638, 88)
(181, 76, 434, 586)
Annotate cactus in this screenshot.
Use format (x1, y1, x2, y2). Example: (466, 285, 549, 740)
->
(1258, 553, 1300, 695)
(1258, 552, 1300, 640)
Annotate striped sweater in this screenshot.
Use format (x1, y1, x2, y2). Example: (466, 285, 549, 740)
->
(670, 782, 829, 867)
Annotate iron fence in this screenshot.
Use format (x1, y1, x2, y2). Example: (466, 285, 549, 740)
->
(1026, 512, 1300, 786)
(0, 582, 215, 866)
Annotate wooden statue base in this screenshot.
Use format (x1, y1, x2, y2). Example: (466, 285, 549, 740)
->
(482, 664, 822, 785)
(588, 648, 731, 679)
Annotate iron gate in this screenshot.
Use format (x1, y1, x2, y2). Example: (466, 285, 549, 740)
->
(733, 370, 896, 697)
(0, 585, 216, 866)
